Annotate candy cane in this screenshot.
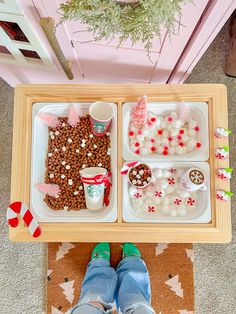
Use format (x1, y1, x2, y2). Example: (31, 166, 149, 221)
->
(7, 202, 41, 238)
(120, 161, 141, 175)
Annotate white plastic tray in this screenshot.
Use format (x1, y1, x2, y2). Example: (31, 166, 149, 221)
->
(122, 102, 209, 161)
(30, 102, 117, 222)
(123, 162, 211, 223)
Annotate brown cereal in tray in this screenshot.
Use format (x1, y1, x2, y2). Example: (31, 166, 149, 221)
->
(44, 115, 111, 211)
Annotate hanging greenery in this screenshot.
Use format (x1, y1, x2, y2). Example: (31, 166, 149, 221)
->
(59, 0, 191, 57)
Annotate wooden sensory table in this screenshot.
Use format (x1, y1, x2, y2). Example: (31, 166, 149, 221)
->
(10, 84, 231, 243)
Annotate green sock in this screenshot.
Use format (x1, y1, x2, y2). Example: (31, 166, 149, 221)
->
(122, 243, 141, 259)
(91, 242, 110, 260)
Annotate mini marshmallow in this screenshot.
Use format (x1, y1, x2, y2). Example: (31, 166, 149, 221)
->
(65, 165, 70, 170)
(89, 134, 94, 138)
(54, 148, 59, 152)
(98, 163, 102, 167)
(143, 181, 148, 185)
(76, 149, 79, 153)
(79, 185, 83, 190)
(132, 170, 137, 175)
(55, 131, 59, 135)
(189, 120, 197, 128)
(62, 123, 66, 127)
(137, 180, 142, 184)
(61, 174, 66, 179)
(68, 179, 73, 185)
(64, 206, 68, 210)
(49, 131, 54, 136)
(147, 177, 151, 182)
(136, 174, 141, 179)
(88, 152, 92, 157)
(169, 209, 177, 217)
(188, 129, 197, 137)
(82, 139, 86, 143)
(50, 135, 55, 140)
(139, 170, 144, 175)
(68, 138, 72, 143)
(48, 153, 53, 157)
(49, 173, 54, 178)
(73, 191, 79, 195)
(93, 144, 98, 149)
(132, 179, 137, 185)
(62, 146, 66, 151)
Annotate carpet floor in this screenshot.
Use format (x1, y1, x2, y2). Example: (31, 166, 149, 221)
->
(0, 18, 235, 314)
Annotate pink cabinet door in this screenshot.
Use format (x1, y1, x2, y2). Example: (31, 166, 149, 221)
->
(33, 0, 209, 83)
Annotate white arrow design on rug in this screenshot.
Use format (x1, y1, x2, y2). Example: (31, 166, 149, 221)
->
(51, 306, 64, 314)
(185, 249, 194, 263)
(47, 269, 53, 277)
(155, 243, 169, 255)
(178, 310, 194, 314)
(56, 243, 75, 261)
(59, 280, 75, 304)
(165, 274, 183, 298)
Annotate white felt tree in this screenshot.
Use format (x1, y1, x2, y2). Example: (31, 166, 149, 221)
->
(165, 274, 183, 298)
(155, 243, 169, 255)
(185, 248, 194, 263)
(68, 104, 80, 126)
(56, 243, 75, 261)
(59, 280, 75, 304)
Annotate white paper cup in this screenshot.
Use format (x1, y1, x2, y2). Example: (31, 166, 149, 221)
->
(80, 167, 107, 210)
(180, 168, 207, 192)
(89, 101, 114, 136)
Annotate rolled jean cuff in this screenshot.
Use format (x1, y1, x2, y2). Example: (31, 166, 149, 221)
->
(71, 302, 114, 314)
(125, 303, 156, 314)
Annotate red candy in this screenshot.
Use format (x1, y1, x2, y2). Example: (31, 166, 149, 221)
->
(167, 117, 172, 122)
(177, 135, 182, 140)
(129, 131, 134, 136)
(196, 142, 201, 148)
(151, 146, 156, 152)
(179, 129, 184, 134)
(163, 150, 168, 156)
(195, 126, 199, 131)
(135, 142, 140, 147)
(179, 142, 184, 147)
(151, 117, 156, 122)
(157, 129, 163, 135)
(164, 146, 169, 150)
(135, 149, 140, 154)
(151, 138, 155, 143)
(168, 136, 173, 142)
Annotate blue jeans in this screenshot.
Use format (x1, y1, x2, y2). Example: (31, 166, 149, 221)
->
(71, 256, 155, 314)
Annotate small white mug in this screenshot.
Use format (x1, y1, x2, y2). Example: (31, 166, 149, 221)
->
(180, 168, 207, 192)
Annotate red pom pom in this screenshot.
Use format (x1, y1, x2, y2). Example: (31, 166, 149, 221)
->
(129, 131, 134, 136)
(168, 136, 173, 142)
(179, 142, 184, 147)
(151, 146, 156, 152)
(163, 150, 168, 156)
(157, 129, 163, 135)
(151, 117, 156, 122)
(195, 126, 199, 131)
(151, 138, 155, 143)
(135, 149, 140, 154)
(164, 146, 169, 150)
(167, 117, 172, 122)
(196, 142, 201, 148)
(177, 135, 182, 140)
(179, 129, 184, 134)
(135, 142, 140, 147)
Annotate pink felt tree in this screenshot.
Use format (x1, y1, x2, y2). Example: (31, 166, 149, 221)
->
(68, 105, 80, 127)
(131, 95, 147, 128)
(37, 113, 60, 128)
(178, 103, 192, 122)
(36, 183, 60, 197)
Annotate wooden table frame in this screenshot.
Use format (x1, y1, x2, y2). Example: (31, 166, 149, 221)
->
(10, 84, 231, 242)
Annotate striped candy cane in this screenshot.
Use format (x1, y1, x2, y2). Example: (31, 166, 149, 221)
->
(120, 161, 141, 175)
(7, 202, 41, 238)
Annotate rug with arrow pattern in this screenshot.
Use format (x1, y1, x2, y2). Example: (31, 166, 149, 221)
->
(47, 243, 194, 314)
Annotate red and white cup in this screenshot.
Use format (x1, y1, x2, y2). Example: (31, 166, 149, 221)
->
(89, 101, 114, 136)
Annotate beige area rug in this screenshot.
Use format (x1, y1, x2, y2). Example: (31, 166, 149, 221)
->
(47, 243, 194, 314)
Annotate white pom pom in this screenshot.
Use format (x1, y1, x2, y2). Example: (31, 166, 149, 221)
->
(188, 129, 197, 137)
(172, 120, 183, 129)
(189, 120, 197, 128)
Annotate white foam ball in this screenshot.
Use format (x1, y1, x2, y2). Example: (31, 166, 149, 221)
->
(170, 140, 178, 147)
(154, 168, 163, 178)
(177, 208, 187, 217)
(169, 209, 177, 217)
(189, 120, 197, 128)
(172, 120, 183, 129)
(170, 128, 179, 137)
(188, 129, 197, 137)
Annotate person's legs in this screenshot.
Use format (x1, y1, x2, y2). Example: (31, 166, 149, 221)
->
(71, 243, 117, 314)
(116, 243, 155, 314)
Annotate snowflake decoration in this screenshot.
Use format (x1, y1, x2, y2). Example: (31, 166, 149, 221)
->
(168, 177, 175, 185)
(187, 198, 195, 206)
(155, 191, 162, 198)
(134, 192, 142, 198)
(169, 168, 177, 173)
(148, 205, 155, 212)
(216, 153, 225, 160)
(217, 173, 227, 180)
(216, 194, 224, 201)
(174, 198, 182, 205)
